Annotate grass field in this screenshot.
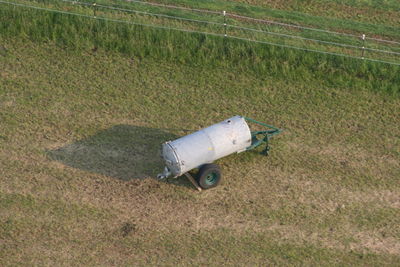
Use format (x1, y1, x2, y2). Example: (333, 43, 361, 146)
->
(154, 0, 400, 39)
(220, 0, 400, 26)
(1, 0, 400, 265)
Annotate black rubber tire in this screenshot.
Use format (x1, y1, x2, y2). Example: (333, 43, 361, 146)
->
(196, 163, 222, 189)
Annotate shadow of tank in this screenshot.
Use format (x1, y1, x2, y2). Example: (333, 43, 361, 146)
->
(47, 124, 195, 181)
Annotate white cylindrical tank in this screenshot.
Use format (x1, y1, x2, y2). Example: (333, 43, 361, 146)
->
(159, 115, 252, 178)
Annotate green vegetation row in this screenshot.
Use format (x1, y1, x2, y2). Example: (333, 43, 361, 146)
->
(0, 2, 399, 95)
(56, 0, 400, 48)
(16, 0, 400, 52)
(15, 0, 400, 66)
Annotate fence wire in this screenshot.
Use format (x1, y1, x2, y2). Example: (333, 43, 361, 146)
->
(1, 0, 399, 66)
(115, 0, 400, 46)
(56, 0, 400, 56)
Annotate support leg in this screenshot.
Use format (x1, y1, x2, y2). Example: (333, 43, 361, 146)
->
(184, 173, 202, 192)
(261, 137, 270, 156)
(261, 143, 270, 156)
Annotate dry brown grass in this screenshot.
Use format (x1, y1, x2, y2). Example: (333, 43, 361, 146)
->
(1, 39, 399, 265)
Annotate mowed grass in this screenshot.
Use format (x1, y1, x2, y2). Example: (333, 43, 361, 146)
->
(153, 0, 400, 41)
(1, 35, 399, 265)
(162, 0, 400, 28)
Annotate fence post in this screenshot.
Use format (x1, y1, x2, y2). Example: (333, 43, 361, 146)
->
(361, 34, 366, 59)
(93, 2, 97, 18)
(223, 10, 227, 37)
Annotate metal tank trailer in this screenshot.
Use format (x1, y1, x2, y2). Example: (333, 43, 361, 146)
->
(157, 116, 282, 191)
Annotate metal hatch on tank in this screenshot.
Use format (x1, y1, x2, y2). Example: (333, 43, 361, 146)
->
(157, 115, 282, 191)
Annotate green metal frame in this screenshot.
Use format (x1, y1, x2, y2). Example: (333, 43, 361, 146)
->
(244, 117, 283, 155)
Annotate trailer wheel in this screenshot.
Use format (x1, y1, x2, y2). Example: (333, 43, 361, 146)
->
(197, 164, 222, 189)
